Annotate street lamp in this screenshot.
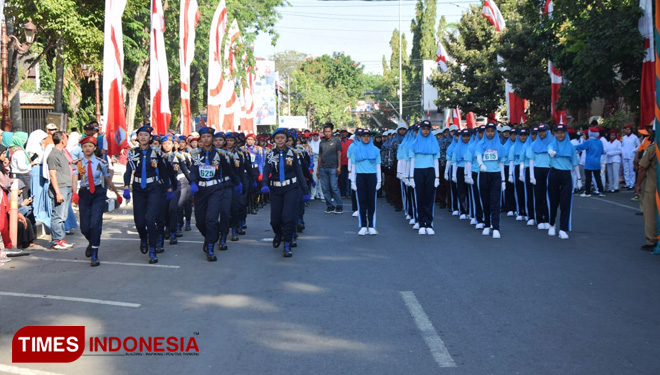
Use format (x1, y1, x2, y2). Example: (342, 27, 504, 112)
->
(82, 64, 102, 122)
(2, 19, 37, 131)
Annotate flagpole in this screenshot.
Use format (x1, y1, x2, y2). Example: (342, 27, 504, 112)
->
(398, 0, 403, 126)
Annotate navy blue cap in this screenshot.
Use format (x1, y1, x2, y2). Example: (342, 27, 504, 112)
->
(478, 125, 486, 131)
(531, 126, 539, 133)
(160, 134, 175, 143)
(509, 128, 518, 134)
(460, 129, 472, 136)
(272, 128, 287, 138)
(420, 120, 432, 128)
(555, 124, 568, 132)
(214, 132, 225, 138)
(518, 128, 529, 135)
(177, 135, 186, 142)
(137, 125, 153, 134)
(198, 127, 214, 135)
(538, 123, 550, 131)
(485, 122, 497, 129)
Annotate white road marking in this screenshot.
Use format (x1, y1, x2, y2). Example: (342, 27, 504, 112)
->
(100, 237, 204, 244)
(590, 197, 638, 211)
(399, 291, 457, 368)
(0, 292, 141, 308)
(27, 256, 180, 269)
(0, 364, 68, 375)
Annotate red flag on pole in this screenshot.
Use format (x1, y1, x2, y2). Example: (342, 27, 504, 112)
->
(207, 0, 227, 130)
(180, 0, 199, 136)
(435, 41, 448, 72)
(452, 108, 463, 129)
(150, 0, 171, 134)
(465, 112, 476, 129)
(102, 0, 128, 157)
(221, 20, 241, 132)
(481, 0, 506, 32)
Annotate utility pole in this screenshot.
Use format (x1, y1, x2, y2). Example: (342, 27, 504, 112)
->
(398, 0, 403, 125)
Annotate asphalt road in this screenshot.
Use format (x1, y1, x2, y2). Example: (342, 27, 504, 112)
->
(0, 188, 659, 375)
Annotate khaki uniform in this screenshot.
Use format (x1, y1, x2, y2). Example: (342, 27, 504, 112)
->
(638, 145, 657, 246)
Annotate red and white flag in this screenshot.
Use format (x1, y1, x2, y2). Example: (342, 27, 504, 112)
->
(150, 0, 171, 134)
(639, 0, 655, 127)
(541, 0, 553, 17)
(548, 61, 566, 124)
(179, 0, 199, 136)
(221, 20, 241, 132)
(241, 60, 256, 133)
(481, 0, 506, 32)
(435, 41, 448, 72)
(102, 0, 128, 156)
(207, 0, 227, 130)
(452, 107, 463, 129)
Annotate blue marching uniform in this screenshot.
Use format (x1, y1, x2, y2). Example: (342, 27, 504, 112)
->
(527, 124, 554, 228)
(351, 129, 381, 234)
(475, 123, 507, 237)
(261, 139, 309, 257)
(547, 124, 579, 238)
(409, 121, 440, 234)
(162, 141, 191, 244)
(189, 131, 240, 260)
(123, 130, 171, 264)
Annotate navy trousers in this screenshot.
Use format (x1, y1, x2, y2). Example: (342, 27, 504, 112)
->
(133, 183, 164, 247)
(525, 167, 535, 221)
(79, 186, 106, 247)
(414, 167, 436, 228)
(356, 173, 377, 228)
(195, 185, 231, 243)
(479, 171, 502, 230)
(472, 172, 484, 223)
(534, 167, 550, 224)
(514, 165, 527, 216)
(456, 167, 469, 215)
(548, 168, 573, 232)
(270, 184, 299, 243)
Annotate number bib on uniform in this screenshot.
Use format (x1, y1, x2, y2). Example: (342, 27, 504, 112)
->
(484, 149, 498, 162)
(199, 165, 215, 179)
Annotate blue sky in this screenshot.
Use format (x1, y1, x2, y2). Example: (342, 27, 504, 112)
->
(253, 0, 480, 74)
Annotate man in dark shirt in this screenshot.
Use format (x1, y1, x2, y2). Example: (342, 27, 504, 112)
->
(47, 131, 74, 250)
(316, 123, 343, 213)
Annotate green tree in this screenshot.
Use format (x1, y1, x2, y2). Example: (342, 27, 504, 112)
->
(407, 0, 437, 122)
(382, 29, 409, 123)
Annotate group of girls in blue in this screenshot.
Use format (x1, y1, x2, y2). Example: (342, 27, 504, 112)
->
(443, 122, 579, 239)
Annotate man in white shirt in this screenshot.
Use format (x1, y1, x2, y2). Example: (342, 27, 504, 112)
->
(308, 132, 323, 200)
(621, 124, 640, 189)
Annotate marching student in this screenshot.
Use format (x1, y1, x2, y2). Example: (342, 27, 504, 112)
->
(605, 129, 622, 193)
(547, 124, 580, 239)
(350, 129, 381, 235)
(451, 129, 472, 220)
(398, 126, 417, 227)
(475, 123, 506, 239)
(508, 128, 529, 221)
(160, 134, 190, 245)
(409, 120, 441, 235)
(444, 125, 460, 216)
(122, 125, 172, 264)
(527, 123, 553, 230)
(188, 127, 240, 261)
(465, 125, 486, 229)
(261, 128, 310, 257)
(72, 136, 121, 266)
(520, 126, 538, 226)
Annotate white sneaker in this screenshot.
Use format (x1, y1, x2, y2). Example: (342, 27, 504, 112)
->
(418, 227, 427, 235)
(548, 225, 556, 236)
(368, 227, 378, 235)
(507, 211, 515, 217)
(515, 215, 523, 221)
(492, 230, 501, 239)
(409, 218, 416, 225)
(426, 228, 435, 235)
(413, 223, 420, 230)
(452, 210, 459, 216)
(406, 214, 411, 220)
(527, 219, 535, 226)
(358, 227, 368, 236)
(459, 214, 467, 220)
(475, 223, 485, 230)
(537, 223, 545, 230)
(558, 230, 569, 239)
(543, 223, 551, 229)
(352, 211, 359, 217)
(482, 227, 491, 236)
(470, 218, 477, 225)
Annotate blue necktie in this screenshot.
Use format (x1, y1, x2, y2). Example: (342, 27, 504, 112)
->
(205, 151, 210, 165)
(279, 152, 285, 182)
(141, 151, 147, 189)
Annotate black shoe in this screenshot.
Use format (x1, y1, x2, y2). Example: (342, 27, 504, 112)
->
(170, 236, 178, 245)
(250, 209, 257, 215)
(140, 239, 148, 254)
(273, 234, 281, 248)
(236, 228, 246, 235)
(85, 244, 93, 258)
(206, 243, 217, 262)
(202, 242, 208, 253)
(149, 248, 158, 264)
(184, 223, 192, 231)
(324, 207, 335, 214)
(155, 246, 165, 254)
(291, 237, 298, 248)
(90, 255, 100, 267)
(175, 230, 183, 238)
(334, 207, 343, 214)
(219, 234, 228, 250)
(283, 242, 292, 257)
(641, 244, 656, 251)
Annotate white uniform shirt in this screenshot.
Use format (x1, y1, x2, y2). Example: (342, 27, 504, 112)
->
(621, 134, 640, 160)
(606, 139, 622, 164)
(600, 137, 609, 165)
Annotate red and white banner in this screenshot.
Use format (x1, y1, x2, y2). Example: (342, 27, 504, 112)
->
(102, 0, 128, 156)
(435, 41, 448, 72)
(465, 112, 476, 129)
(541, 0, 553, 17)
(639, 0, 655, 127)
(241, 60, 256, 133)
(179, 0, 199, 136)
(221, 20, 241, 132)
(207, 0, 228, 130)
(150, 0, 171, 134)
(452, 107, 463, 129)
(548, 61, 566, 124)
(481, 0, 506, 32)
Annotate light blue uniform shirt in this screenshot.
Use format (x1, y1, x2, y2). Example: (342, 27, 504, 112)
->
(508, 144, 525, 165)
(354, 153, 381, 174)
(78, 156, 110, 188)
(548, 146, 579, 170)
(526, 143, 552, 168)
(450, 142, 470, 167)
(411, 152, 440, 169)
(476, 137, 506, 172)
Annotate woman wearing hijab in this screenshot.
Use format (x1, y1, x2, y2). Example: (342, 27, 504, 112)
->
(408, 120, 441, 235)
(398, 127, 417, 227)
(350, 129, 381, 235)
(527, 123, 553, 230)
(451, 129, 472, 220)
(509, 128, 529, 221)
(25, 130, 51, 229)
(8, 132, 31, 193)
(444, 126, 460, 216)
(465, 125, 486, 229)
(520, 126, 538, 226)
(547, 124, 580, 239)
(475, 123, 506, 239)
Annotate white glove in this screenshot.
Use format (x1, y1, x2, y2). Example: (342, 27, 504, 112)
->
(376, 181, 381, 190)
(434, 178, 440, 188)
(444, 172, 449, 180)
(396, 172, 403, 180)
(409, 179, 416, 189)
(465, 176, 474, 185)
(351, 182, 357, 191)
(530, 176, 537, 185)
(452, 175, 457, 183)
(501, 182, 506, 192)
(548, 149, 557, 158)
(480, 164, 487, 172)
(508, 175, 514, 184)
(576, 179, 582, 190)
(519, 173, 525, 182)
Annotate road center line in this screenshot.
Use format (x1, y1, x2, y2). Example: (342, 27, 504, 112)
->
(0, 292, 141, 308)
(26, 256, 180, 269)
(399, 291, 457, 368)
(0, 364, 68, 375)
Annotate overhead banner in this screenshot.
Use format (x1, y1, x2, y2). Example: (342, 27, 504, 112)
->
(254, 60, 277, 126)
